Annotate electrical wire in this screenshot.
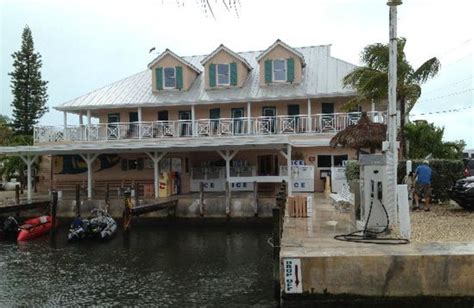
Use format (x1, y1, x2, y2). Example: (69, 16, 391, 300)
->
(409, 105, 473, 117)
(334, 194, 410, 245)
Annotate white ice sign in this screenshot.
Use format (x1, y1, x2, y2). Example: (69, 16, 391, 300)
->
(283, 258, 303, 293)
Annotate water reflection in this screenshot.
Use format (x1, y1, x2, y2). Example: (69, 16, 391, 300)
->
(0, 225, 275, 307)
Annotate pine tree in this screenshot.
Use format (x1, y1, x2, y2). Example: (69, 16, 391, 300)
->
(9, 25, 48, 135)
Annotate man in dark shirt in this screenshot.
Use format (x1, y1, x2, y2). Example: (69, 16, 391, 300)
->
(414, 160, 432, 211)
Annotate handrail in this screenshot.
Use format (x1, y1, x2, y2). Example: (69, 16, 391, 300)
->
(33, 111, 387, 144)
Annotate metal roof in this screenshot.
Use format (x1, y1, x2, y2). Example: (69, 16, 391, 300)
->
(55, 45, 357, 112)
(0, 135, 332, 156)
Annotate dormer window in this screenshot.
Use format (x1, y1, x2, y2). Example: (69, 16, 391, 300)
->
(163, 67, 176, 89)
(272, 59, 287, 82)
(217, 64, 230, 86)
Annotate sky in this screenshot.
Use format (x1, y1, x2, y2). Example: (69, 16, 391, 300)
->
(0, 0, 473, 148)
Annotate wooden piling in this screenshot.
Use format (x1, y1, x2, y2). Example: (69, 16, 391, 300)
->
(272, 207, 281, 299)
(75, 184, 81, 216)
(225, 181, 231, 218)
(51, 191, 58, 231)
(15, 185, 20, 204)
(105, 183, 110, 212)
(199, 181, 204, 216)
(134, 182, 140, 207)
(253, 181, 258, 217)
(123, 190, 132, 232)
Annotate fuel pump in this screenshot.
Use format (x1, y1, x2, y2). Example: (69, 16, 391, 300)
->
(358, 154, 389, 234)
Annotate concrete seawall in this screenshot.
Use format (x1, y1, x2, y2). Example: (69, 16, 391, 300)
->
(54, 195, 275, 219)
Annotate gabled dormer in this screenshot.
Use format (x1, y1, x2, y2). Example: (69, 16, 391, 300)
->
(148, 49, 201, 92)
(256, 39, 305, 86)
(201, 44, 252, 89)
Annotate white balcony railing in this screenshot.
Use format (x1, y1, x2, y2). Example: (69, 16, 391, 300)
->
(33, 112, 387, 144)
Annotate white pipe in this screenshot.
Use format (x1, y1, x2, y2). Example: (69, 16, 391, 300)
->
(154, 159, 159, 198)
(138, 107, 143, 139)
(191, 105, 196, 137)
(286, 145, 292, 195)
(247, 102, 251, 134)
(307, 98, 312, 132)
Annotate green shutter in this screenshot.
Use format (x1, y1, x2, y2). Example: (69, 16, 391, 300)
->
(230, 62, 237, 86)
(264, 60, 272, 84)
(287, 58, 295, 83)
(156, 67, 163, 90)
(176, 66, 183, 89)
(209, 64, 216, 87)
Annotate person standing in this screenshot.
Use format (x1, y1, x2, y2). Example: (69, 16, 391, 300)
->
(414, 160, 433, 211)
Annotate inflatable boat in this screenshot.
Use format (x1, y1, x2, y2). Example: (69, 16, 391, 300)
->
(68, 209, 117, 242)
(17, 216, 52, 241)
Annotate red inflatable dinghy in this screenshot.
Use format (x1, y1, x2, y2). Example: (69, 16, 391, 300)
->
(17, 216, 53, 241)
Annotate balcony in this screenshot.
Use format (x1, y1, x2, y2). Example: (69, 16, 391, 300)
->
(33, 112, 386, 144)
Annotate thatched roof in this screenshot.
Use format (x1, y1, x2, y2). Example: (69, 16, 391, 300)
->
(330, 112, 387, 150)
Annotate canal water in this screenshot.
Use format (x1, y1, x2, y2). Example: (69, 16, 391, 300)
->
(0, 224, 275, 307)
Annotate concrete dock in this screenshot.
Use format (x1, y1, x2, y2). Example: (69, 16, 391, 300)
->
(280, 194, 474, 305)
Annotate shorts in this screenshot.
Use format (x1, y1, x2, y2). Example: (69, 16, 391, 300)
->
(415, 183, 431, 197)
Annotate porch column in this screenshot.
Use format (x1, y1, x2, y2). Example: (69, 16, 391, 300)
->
(20, 155, 38, 202)
(217, 150, 239, 182)
(138, 107, 143, 139)
(247, 102, 251, 134)
(287, 144, 292, 195)
(63, 111, 68, 140)
(63, 111, 68, 130)
(217, 150, 239, 216)
(79, 112, 84, 140)
(307, 98, 312, 132)
(86, 110, 92, 141)
(80, 153, 99, 199)
(191, 105, 196, 137)
(146, 152, 167, 199)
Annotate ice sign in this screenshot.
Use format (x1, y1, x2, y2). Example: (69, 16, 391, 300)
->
(283, 258, 303, 293)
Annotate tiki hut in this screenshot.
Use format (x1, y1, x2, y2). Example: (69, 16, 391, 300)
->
(330, 112, 387, 158)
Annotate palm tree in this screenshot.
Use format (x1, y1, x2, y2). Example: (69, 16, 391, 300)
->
(342, 38, 440, 158)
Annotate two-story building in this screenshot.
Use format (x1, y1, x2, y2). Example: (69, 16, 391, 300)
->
(1, 39, 386, 201)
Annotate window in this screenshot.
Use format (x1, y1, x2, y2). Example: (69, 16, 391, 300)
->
(272, 59, 287, 82)
(317, 155, 332, 168)
(163, 67, 176, 88)
(216, 64, 230, 86)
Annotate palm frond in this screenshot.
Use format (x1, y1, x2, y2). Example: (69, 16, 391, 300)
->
(412, 57, 441, 83)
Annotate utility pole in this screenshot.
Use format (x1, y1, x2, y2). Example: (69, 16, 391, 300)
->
(384, 0, 402, 223)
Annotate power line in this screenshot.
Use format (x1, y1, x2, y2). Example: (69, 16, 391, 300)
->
(417, 88, 474, 103)
(409, 105, 473, 117)
(422, 76, 474, 95)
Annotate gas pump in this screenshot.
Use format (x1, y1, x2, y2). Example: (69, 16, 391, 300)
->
(358, 154, 389, 234)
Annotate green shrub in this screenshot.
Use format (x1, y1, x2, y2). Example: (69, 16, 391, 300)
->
(343, 159, 464, 201)
(345, 160, 360, 182)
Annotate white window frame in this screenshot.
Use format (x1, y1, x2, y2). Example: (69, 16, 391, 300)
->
(163, 67, 176, 89)
(272, 59, 287, 83)
(216, 63, 230, 86)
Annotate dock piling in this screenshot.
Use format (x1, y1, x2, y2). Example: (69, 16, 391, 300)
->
(199, 182, 204, 216)
(134, 182, 140, 207)
(75, 184, 81, 216)
(253, 181, 258, 217)
(225, 181, 231, 218)
(123, 190, 132, 232)
(15, 185, 20, 205)
(272, 207, 281, 299)
(51, 191, 58, 231)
